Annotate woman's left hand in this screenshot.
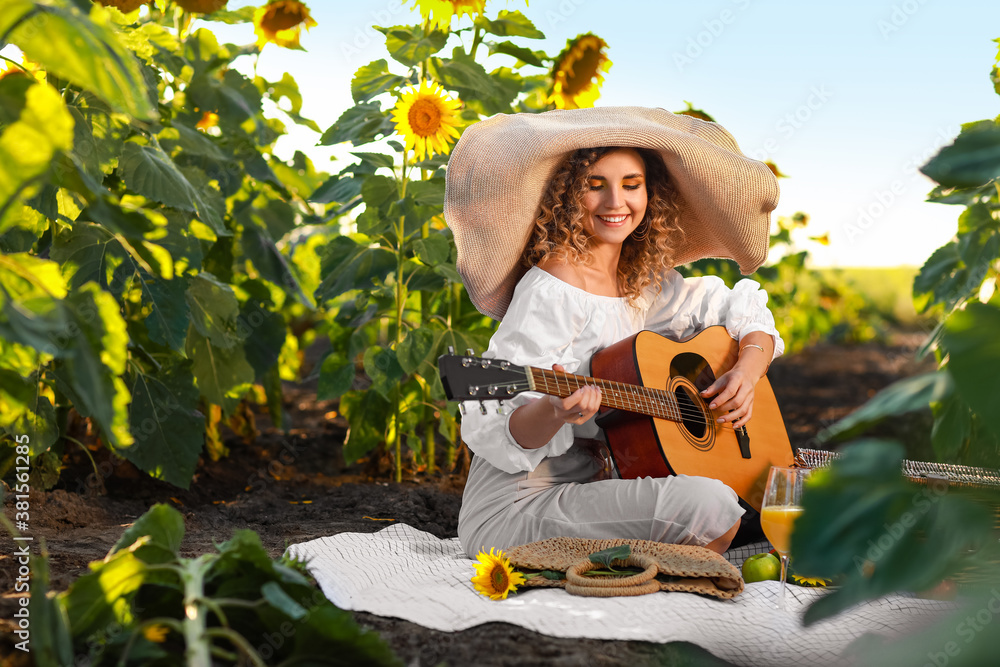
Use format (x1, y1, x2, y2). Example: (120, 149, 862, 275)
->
(699, 368, 758, 428)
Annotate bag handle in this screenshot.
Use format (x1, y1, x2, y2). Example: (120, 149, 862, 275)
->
(564, 554, 660, 597)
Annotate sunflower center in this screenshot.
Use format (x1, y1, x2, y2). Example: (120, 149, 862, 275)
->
(408, 99, 443, 137)
(490, 564, 509, 591)
(564, 47, 602, 95)
(264, 3, 307, 32)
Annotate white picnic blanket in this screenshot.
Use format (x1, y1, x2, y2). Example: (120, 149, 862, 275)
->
(286, 523, 951, 667)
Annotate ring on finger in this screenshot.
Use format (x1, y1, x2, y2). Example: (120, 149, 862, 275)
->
(577, 411, 584, 418)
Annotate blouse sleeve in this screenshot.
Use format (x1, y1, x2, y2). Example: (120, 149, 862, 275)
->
(643, 270, 786, 361)
(458, 279, 599, 474)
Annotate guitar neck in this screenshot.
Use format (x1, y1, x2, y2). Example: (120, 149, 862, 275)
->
(528, 367, 684, 423)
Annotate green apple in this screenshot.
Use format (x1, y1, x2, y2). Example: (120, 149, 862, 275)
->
(741, 552, 781, 583)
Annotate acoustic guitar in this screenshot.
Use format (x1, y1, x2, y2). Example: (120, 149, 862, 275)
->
(438, 326, 795, 511)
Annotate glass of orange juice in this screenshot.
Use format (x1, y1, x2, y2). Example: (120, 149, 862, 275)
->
(760, 465, 810, 610)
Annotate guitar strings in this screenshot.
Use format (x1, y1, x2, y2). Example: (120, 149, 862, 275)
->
(467, 365, 735, 427)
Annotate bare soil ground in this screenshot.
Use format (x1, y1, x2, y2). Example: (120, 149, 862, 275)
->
(0, 334, 935, 666)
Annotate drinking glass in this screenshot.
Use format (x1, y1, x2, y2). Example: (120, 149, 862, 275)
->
(759, 466, 810, 610)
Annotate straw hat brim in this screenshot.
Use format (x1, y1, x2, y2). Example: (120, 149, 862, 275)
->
(443, 106, 780, 321)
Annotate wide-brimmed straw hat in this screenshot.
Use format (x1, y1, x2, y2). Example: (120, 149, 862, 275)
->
(443, 106, 779, 321)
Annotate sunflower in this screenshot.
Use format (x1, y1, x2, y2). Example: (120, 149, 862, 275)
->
(471, 548, 525, 600)
(548, 33, 612, 110)
(764, 161, 788, 178)
(253, 0, 317, 50)
(390, 80, 462, 162)
(790, 573, 832, 587)
(676, 101, 715, 123)
(410, 0, 486, 30)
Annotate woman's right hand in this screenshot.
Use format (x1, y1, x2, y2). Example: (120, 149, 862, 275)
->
(548, 364, 602, 425)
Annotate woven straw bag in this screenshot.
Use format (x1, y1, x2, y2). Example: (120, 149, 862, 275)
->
(507, 537, 744, 599)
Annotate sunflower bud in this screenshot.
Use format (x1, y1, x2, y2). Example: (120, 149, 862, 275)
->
(548, 34, 612, 110)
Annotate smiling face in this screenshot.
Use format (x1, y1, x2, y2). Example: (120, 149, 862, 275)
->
(581, 148, 648, 249)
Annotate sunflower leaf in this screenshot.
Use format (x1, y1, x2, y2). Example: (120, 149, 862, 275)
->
(474, 10, 545, 39)
(350, 59, 407, 104)
(375, 25, 448, 68)
(589, 545, 631, 570)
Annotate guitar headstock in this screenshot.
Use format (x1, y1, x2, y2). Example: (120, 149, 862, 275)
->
(437, 349, 529, 403)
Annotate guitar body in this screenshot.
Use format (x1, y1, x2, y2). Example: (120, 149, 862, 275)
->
(591, 327, 794, 511)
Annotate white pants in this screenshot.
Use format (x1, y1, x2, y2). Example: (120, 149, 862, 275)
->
(458, 444, 745, 557)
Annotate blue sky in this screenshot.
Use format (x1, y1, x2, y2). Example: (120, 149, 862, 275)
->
(110, 2, 1000, 266)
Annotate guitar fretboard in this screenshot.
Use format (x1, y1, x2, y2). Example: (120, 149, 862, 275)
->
(528, 368, 685, 423)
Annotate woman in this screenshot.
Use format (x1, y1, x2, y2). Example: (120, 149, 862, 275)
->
(444, 107, 784, 558)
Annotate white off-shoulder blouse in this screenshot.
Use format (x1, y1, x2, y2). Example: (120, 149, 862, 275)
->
(459, 266, 785, 474)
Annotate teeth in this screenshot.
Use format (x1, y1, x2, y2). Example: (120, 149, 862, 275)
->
(598, 215, 627, 223)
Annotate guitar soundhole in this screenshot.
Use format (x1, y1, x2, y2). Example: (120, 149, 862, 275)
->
(669, 351, 716, 451)
(674, 386, 707, 438)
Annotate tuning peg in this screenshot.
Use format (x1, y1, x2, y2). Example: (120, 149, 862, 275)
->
(466, 348, 475, 356)
(459, 403, 466, 416)
(447, 345, 455, 355)
(479, 401, 487, 415)
(496, 400, 505, 415)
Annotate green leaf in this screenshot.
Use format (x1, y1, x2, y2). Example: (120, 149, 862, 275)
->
(318, 356, 355, 400)
(126, 361, 204, 489)
(930, 391, 971, 461)
(310, 174, 363, 209)
(119, 140, 226, 235)
(0, 254, 70, 356)
(488, 40, 548, 67)
(110, 503, 185, 562)
(912, 241, 965, 313)
(407, 177, 445, 208)
(339, 389, 390, 463)
(59, 284, 133, 449)
(186, 69, 260, 126)
(430, 50, 502, 102)
(198, 6, 257, 23)
(61, 546, 147, 640)
(942, 302, 1000, 441)
(261, 581, 308, 620)
(238, 298, 287, 380)
(396, 327, 435, 375)
(0, 81, 75, 232)
(50, 222, 126, 294)
(818, 372, 951, 443)
(185, 272, 240, 350)
(186, 329, 254, 413)
(241, 220, 312, 307)
(921, 122, 1000, 188)
(413, 233, 451, 265)
(139, 273, 190, 352)
(363, 345, 404, 399)
(319, 102, 393, 147)
(589, 545, 631, 569)
(351, 151, 395, 170)
(314, 235, 397, 303)
(6, 3, 156, 119)
(361, 174, 398, 211)
(28, 551, 74, 667)
(376, 25, 449, 67)
(0, 0, 34, 37)
(350, 59, 407, 103)
(795, 440, 995, 626)
(474, 10, 545, 39)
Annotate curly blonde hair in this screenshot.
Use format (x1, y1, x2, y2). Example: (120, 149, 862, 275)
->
(521, 146, 685, 305)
